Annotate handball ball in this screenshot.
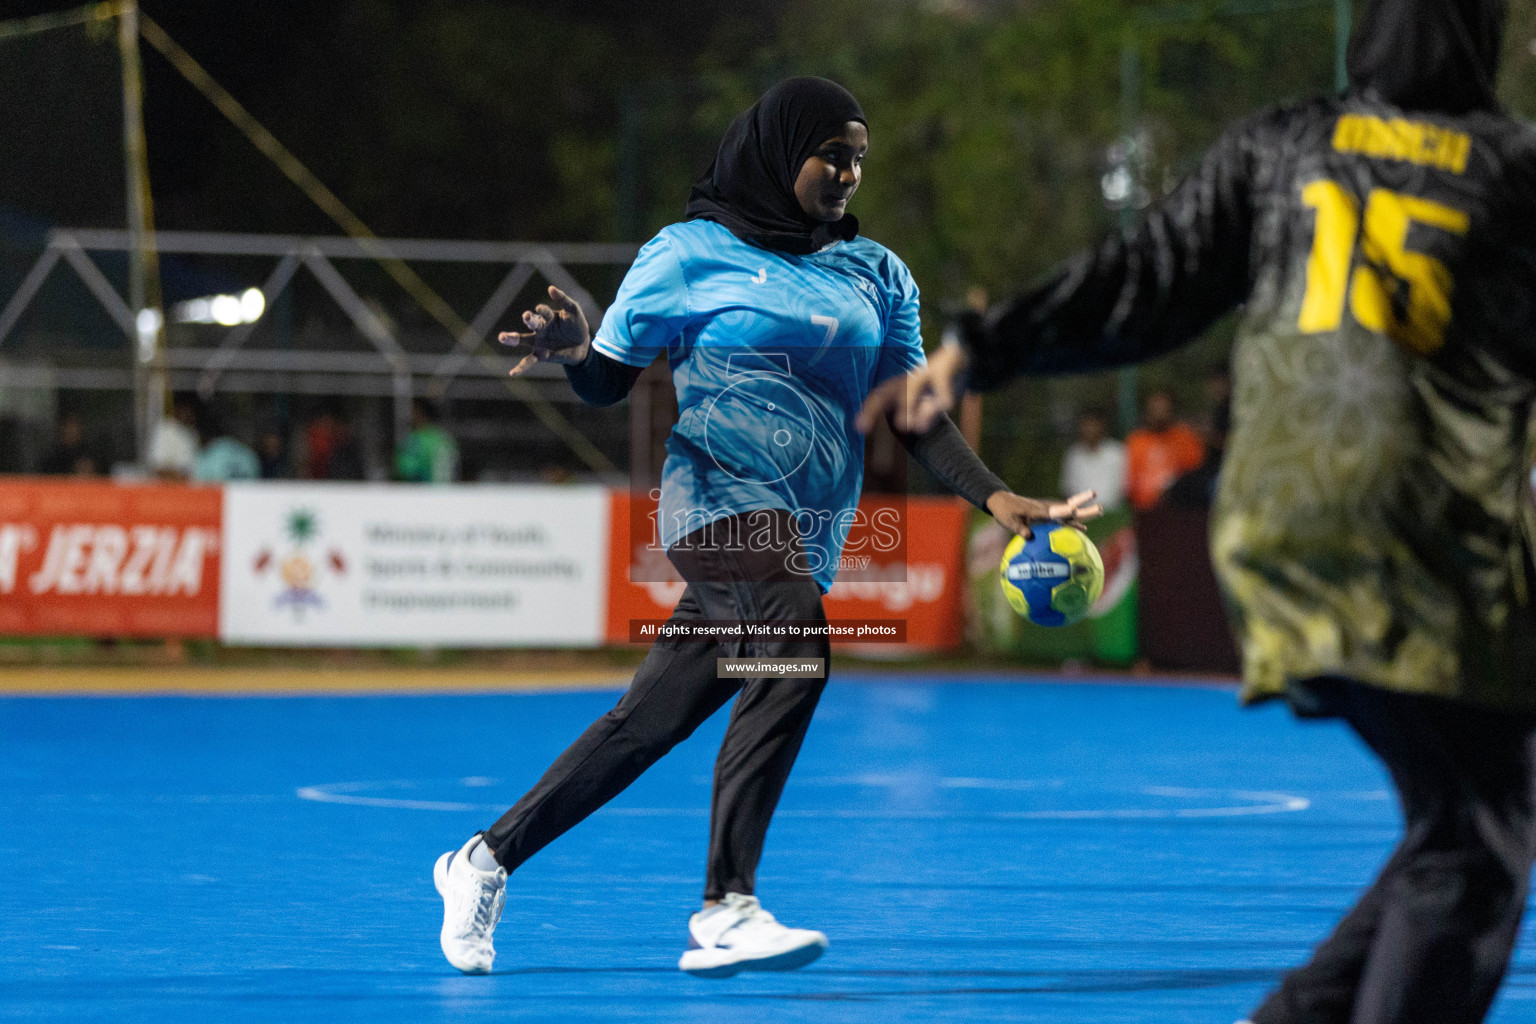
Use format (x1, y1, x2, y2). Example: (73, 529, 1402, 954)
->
(999, 524, 1105, 627)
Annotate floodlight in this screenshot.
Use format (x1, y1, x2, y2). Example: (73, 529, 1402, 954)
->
(175, 289, 265, 326)
(135, 307, 162, 364)
(239, 288, 265, 322)
(210, 294, 242, 326)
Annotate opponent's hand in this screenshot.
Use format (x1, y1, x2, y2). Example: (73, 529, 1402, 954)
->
(498, 285, 592, 377)
(856, 342, 969, 435)
(984, 490, 1102, 540)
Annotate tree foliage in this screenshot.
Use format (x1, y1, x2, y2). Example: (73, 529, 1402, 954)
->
(148, 0, 1536, 304)
(126, 0, 1536, 487)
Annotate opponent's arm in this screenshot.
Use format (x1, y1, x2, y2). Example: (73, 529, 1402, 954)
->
(968, 121, 1256, 388)
(860, 119, 1260, 434)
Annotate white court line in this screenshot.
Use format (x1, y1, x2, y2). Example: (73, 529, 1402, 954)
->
(738, 774, 1067, 791)
(295, 779, 1311, 819)
(296, 781, 487, 812)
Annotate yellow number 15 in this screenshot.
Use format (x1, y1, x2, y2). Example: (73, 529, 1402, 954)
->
(1298, 180, 1469, 355)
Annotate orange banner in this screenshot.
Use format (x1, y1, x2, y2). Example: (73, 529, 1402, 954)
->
(0, 480, 221, 637)
(605, 491, 967, 650)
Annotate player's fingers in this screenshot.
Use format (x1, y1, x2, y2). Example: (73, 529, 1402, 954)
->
(546, 286, 579, 313)
(899, 390, 932, 433)
(508, 352, 541, 378)
(498, 330, 534, 349)
(929, 375, 955, 410)
(1046, 492, 1091, 520)
(854, 398, 879, 433)
(522, 309, 547, 332)
(1049, 501, 1103, 526)
(921, 381, 952, 430)
(909, 392, 941, 434)
(856, 380, 900, 433)
(532, 303, 557, 324)
(907, 372, 956, 434)
(1060, 504, 1103, 529)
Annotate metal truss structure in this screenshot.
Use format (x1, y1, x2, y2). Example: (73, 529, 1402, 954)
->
(0, 228, 640, 458)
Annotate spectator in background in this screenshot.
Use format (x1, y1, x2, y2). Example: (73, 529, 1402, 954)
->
(1202, 368, 1231, 417)
(1060, 407, 1126, 511)
(395, 398, 459, 483)
(1163, 399, 1230, 508)
(148, 394, 201, 482)
(1124, 390, 1203, 511)
(539, 464, 574, 485)
(193, 412, 261, 482)
(1195, 368, 1233, 447)
(39, 412, 100, 477)
(302, 406, 364, 480)
(256, 424, 290, 479)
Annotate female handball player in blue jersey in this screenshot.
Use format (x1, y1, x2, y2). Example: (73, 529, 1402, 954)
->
(432, 77, 1098, 978)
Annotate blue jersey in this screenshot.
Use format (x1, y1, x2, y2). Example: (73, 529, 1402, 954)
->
(592, 219, 926, 591)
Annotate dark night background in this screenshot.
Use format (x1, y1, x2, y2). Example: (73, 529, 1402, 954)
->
(4, 0, 1535, 487)
(8, 0, 786, 241)
(7, 2, 1533, 286)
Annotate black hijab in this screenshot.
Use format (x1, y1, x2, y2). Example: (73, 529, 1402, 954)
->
(1347, 0, 1506, 115)
(685, 77, 866, 255)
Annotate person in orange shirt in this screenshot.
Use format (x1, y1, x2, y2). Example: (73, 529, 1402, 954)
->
(1124, 390, 1204, 510)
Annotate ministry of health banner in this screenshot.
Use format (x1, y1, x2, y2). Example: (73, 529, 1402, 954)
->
(218, 483, 610, 647)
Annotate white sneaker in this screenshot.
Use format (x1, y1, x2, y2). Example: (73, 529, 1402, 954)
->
(433, 834, 506, 974)
(677, 893, 827, 978)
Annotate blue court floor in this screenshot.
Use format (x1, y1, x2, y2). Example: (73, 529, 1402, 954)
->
(2, 677, 1532, 1023)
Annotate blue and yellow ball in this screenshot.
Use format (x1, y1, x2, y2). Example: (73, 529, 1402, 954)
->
(999, 524, 1105, 627)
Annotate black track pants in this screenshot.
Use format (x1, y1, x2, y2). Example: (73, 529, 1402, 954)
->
(481, 512, 829, 901)
(1253, 681, 1536, 1024)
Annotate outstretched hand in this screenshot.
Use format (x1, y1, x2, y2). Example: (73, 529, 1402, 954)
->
(984, 490, 1102, 540)
(498, 285, 592, 377)
(856, 342, 969, 435)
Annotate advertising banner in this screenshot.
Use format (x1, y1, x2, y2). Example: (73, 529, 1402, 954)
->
(606, 491, 967, 650)
(2, 482, 966, 651)
(219, 484, 610, 647)
(0, 479, 221, 637)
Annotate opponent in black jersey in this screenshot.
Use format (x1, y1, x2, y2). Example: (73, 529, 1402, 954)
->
(862, 1, 1536, 1020)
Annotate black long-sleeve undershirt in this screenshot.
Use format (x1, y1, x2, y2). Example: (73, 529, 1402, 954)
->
(962, 113, 1257, 391)
(563, 348, 646, 406)
(895, 413, 1006, 512)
